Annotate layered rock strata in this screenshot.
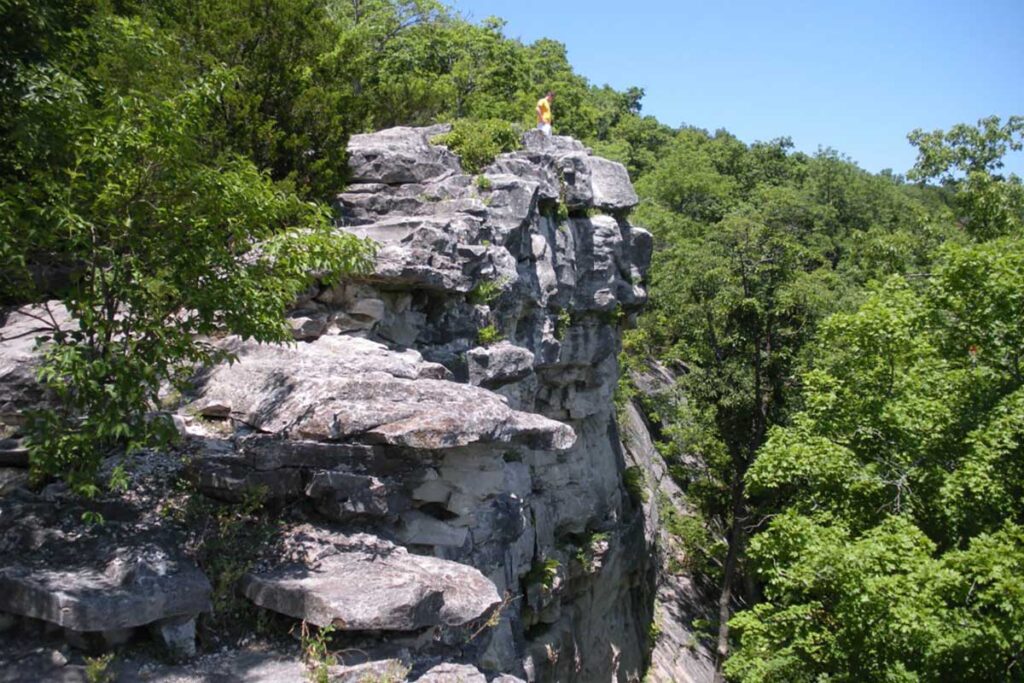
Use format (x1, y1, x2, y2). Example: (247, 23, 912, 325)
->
(0, 127, 658, 681)
(618, 361, 718, 683)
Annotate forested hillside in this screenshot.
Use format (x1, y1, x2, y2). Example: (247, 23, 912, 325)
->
(2, 1, 1022, 680)
(624, 118, 1024, 681)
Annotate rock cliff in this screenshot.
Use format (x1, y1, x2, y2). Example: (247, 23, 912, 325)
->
(0, 127, 677, 682)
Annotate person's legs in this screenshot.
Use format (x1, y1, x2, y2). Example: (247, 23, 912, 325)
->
(539, 122, 552, 136)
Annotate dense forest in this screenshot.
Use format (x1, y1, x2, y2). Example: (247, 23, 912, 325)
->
(2, 0, 1022, 680)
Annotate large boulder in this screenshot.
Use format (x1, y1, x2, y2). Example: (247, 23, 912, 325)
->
(466, 342, 535, 389)
(0, 492, 211, 651)
(241, 532, 500, 631)
(348, 125, 462, 185)
(187, 335, 575, 452)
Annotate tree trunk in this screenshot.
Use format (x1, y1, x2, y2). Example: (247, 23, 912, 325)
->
(714, 478, 746, 680)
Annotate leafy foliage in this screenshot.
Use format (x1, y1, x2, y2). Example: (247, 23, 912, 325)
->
(300, 621, 337, 683)
(908, 115, 1024, 240)
(525, 557, 561, 590)
(431, 118, 520, 174)
(2, 9, 374, 491)
(477, 324, 503, 346)
(725, 120, 1024, 681)
(626, 121, 963, 668)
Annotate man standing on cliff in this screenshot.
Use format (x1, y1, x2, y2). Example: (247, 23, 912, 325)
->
(536, 91, 554, 136)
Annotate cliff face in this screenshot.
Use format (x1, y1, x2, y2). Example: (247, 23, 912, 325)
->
(619, 362, 718, 683)
(192, 126, 658, 680)
(0, 127, 664, 681)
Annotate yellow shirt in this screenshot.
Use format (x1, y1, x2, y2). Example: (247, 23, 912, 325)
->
(537, 97, 552, 124)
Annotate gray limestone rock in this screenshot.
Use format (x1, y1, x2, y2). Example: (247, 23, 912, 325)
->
(520, 130, 588, 156)
(588, 156, 639, 211)
(190, 456, 304, 502)
(466, 342, 535, 389)
(0, 467, 27, 495)
(0, 303, 72, 426)
(0, 558, 211, 634)
(397, 510, 470, 548)
(288, 314, 329, 340)
(619, 380, 717, 683)
(241, 536, 500, 631)
(0, 126, 662, 682)
(151, 615, 198, 660)
(188, 335, 574, 452)
(304, 470, 389, 522)
(413, 662, 487, 682)
(348, 125, 461, 185)
(333, 659, 412, 682)
(0, 495, 211, 639)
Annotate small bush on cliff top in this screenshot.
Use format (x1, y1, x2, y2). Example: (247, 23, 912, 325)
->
(432, 119, 520, 174)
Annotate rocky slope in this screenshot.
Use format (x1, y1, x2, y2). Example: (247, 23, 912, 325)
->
(618, 362, 717, 683)
(0, 127, 710, 682)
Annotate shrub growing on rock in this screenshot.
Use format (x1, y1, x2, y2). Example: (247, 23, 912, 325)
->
(431, 119, 520, 174)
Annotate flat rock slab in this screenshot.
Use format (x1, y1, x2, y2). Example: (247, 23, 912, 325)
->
(467, 342, 535, 389)
(0, 562, 210, 633)
(0, 496, 211, 633)
(242, 538, 500, 631)
(188, 336, 574, 452)
(414, 663, 487, 682)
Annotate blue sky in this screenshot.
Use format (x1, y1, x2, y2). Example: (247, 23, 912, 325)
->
(452, 0, 1024, 176)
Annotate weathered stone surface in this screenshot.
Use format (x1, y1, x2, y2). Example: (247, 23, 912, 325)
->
(348, 125, 461, 184)
(0, 496, 211, 635)
(333, 659, 411, 682)
(397, 510, 469, 548)
(242, 533, 500, 631)
(588, 156, 639, 211)
(304, 470, 389, 521)
(619, 367, 717, 683)
(520, 130, 588, 156)
(0, 558, 211, 634)
(288, 314, 328, 340)
(0, 303, 72, 426)
(188, 335, 574, 452)
(0, 127, 663, 681)
(0, 439, 28, 467)
(151, 615, 198, 659)
(515, 130, 637, 211)
(190, 456, 304, 502)
(413, 662, 488, 682)
(466, 342, 535, 389)
(0, 467, 27, 495)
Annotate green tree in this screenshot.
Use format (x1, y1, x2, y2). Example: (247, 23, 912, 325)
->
(908, 115, 1024, 240)
(1, 14, 373, 492)
(628, 122, 954, 675)
(733, 248, 1024, 679)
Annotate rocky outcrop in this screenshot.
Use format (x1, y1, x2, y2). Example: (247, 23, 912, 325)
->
(0, 126, 659, 681)
(619, 361, 717, 683)
(241, 529, 501, 631)
(0, 462, 211, 660)
(187, 335, 574, 452)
